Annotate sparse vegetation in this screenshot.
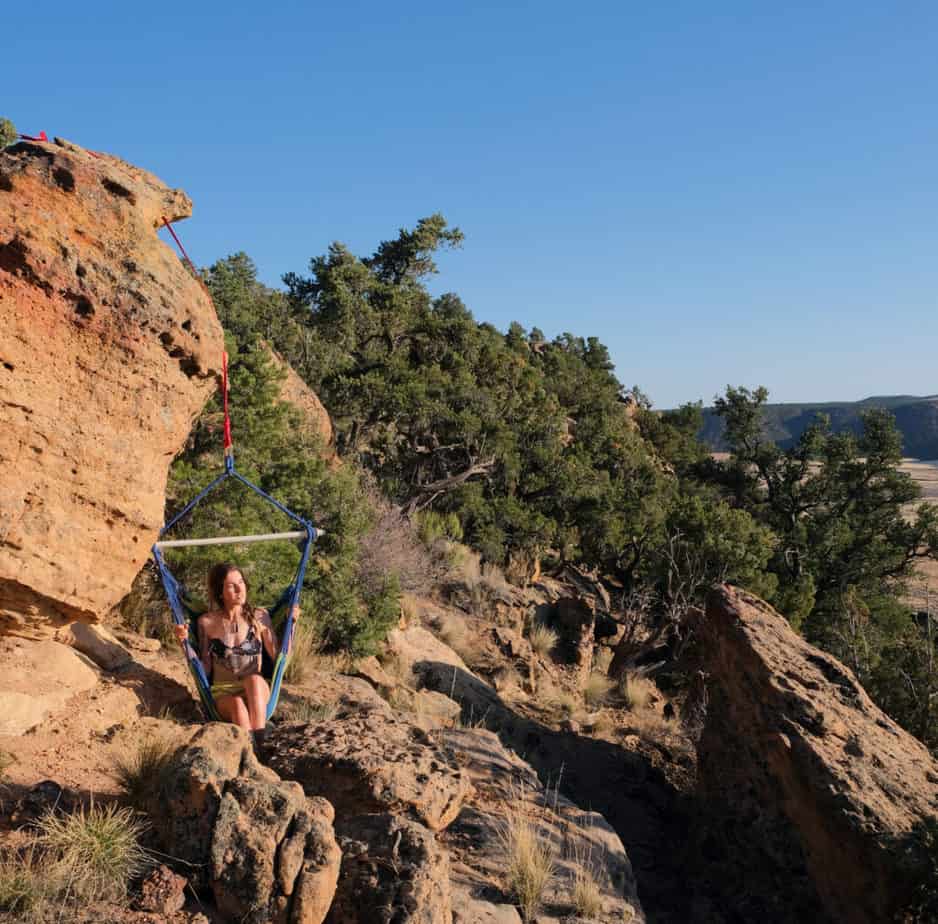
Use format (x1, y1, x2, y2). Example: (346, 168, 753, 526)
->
(541, 680, 578, 717)
(570, 861, 603, 917)
(0, 118, 16, 150)
(283, 622, 319, 684)
(619, 672, 656, 711)
(583, 672, 613, 708)
(113, 735, 177, 811)
(528, 622, 558, 658)
(35, 803, 151, 903)
(0, 845, 56, 922)
(282, 698, 339, 723)
(499, 804, 555, 921)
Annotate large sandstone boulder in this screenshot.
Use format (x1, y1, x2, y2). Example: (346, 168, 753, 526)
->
(0, 137, 224, 637)
(266, 712, 473, 832)
(700, 584, 938, 924)
(148, 723, 341, 924)
(326, 814, 452, 924)
(0, 636, 99, 734)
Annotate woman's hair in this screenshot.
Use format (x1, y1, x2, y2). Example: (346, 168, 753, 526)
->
(207, 562, 263, 634)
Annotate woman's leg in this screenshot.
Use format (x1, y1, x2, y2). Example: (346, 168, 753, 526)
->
(241, 674, 271, 731)
(215, 694, 251, 730)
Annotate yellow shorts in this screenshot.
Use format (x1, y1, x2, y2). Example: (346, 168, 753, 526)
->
(211, 680, 246, 700)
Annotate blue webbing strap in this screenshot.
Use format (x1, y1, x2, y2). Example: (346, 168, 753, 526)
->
(152, 462, 320, 722)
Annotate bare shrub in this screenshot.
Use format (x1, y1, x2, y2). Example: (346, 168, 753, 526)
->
(498, 803, 555, 920)
(619, 672, 656, 711)
(528, 623, 558, 658)
(582, 672, 613, 708)
(357, 486, 444, 597)
(481, 561, 511, 595)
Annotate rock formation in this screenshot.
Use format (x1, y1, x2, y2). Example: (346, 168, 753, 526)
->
(148, 723, 341, 924)
(699, 584, 938, 923)
(0, 136, 224, 637)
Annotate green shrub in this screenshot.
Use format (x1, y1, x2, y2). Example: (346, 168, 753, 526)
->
(0, 119, 16, 149)
(36, 803, 150, 903)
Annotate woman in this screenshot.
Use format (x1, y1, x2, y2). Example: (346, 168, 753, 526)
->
(174, 562, 299, 752)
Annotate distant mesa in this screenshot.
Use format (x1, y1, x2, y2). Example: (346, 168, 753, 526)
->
(697, 394, 938, 459)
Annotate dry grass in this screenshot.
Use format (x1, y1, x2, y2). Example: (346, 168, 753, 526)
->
(570, 861, 603, 917)
(0, 845, 58, 922)
(499, 804, 555, 921)
(619, 672, 656, 711)
(36, 803, 151, 903)
(113, 735, 177, 811)
(494, 665, 523, 694)
(540, 680, 578, 716)
(282, 698, 339, 723)
(593, 647, 614, 674)
(481, 561, 511, 595)
(283, 622, 319, 684)
(528, 623, 558, 658)
(627, 706, 678, 742)
(582, 672, 613, 708)
(378, 651, 416, 689)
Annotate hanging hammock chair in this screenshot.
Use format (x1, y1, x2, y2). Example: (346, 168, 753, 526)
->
(152, 351, 321, 721)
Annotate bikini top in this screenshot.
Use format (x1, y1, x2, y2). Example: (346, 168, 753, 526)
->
(208, 626, 263, 679)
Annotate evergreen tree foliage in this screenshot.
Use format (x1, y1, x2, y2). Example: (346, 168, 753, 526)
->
(709, 385, 938, 747)
(164, 256, 398, 655)
(0, 118, 16, 149)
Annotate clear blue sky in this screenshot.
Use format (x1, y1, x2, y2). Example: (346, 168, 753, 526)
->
(9, 1, 938, 408)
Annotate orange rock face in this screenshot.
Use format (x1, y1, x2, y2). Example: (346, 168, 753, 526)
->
(700, 585, 938, 924)
(0, 137, 224, 636)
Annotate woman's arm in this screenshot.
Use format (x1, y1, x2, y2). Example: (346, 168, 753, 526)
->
(256, 609, 278, 660)
(197, 614, 213, 676)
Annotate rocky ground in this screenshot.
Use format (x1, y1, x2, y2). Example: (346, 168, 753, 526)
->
(3, 572, 934, 923)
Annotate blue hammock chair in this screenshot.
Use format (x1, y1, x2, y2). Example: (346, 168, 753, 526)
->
(152, 454, 320, 721)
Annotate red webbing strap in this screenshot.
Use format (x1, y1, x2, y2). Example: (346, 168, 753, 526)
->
(19, 131, 49, 142)
(222, 351, 233, 454)
(162, 217, 232, 458)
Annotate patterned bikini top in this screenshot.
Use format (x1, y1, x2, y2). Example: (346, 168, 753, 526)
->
(209, 627, 263, 678)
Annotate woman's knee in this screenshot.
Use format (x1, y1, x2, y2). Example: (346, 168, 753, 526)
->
(243, 674, 270, 699)
(217, 695, 250, 727)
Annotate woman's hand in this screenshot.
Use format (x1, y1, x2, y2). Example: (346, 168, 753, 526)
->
(172, 623, 189, 646)
(290, 605, 301, 622)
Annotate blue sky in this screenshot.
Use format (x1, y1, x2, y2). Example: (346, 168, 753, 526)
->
(8, 1, 938, 408)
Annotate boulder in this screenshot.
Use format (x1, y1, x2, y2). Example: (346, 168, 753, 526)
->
(441, 728, 645, 923)
(386, 625, 468, 679)
(266, 712, 473, 832)
(699, 584, 938, 924)
(56, 621, 133, 670)
(0, 137, 224, 638)
(136, 865, 187, 915)
(269, 346, 335, 457)
(149, 723, 341, 923)
(326, 813, 452, 924)
(0, 637, 99, 734)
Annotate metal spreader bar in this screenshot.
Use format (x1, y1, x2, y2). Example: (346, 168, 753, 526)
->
(154, 530, 320, 549)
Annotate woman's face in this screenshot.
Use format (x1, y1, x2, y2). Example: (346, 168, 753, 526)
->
(221, 570, 247, 609)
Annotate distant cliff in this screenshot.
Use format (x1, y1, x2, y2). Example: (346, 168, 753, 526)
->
(698, 394, 938, 459)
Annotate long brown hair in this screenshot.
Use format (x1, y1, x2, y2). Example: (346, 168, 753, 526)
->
(207, 562, 263, 636)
